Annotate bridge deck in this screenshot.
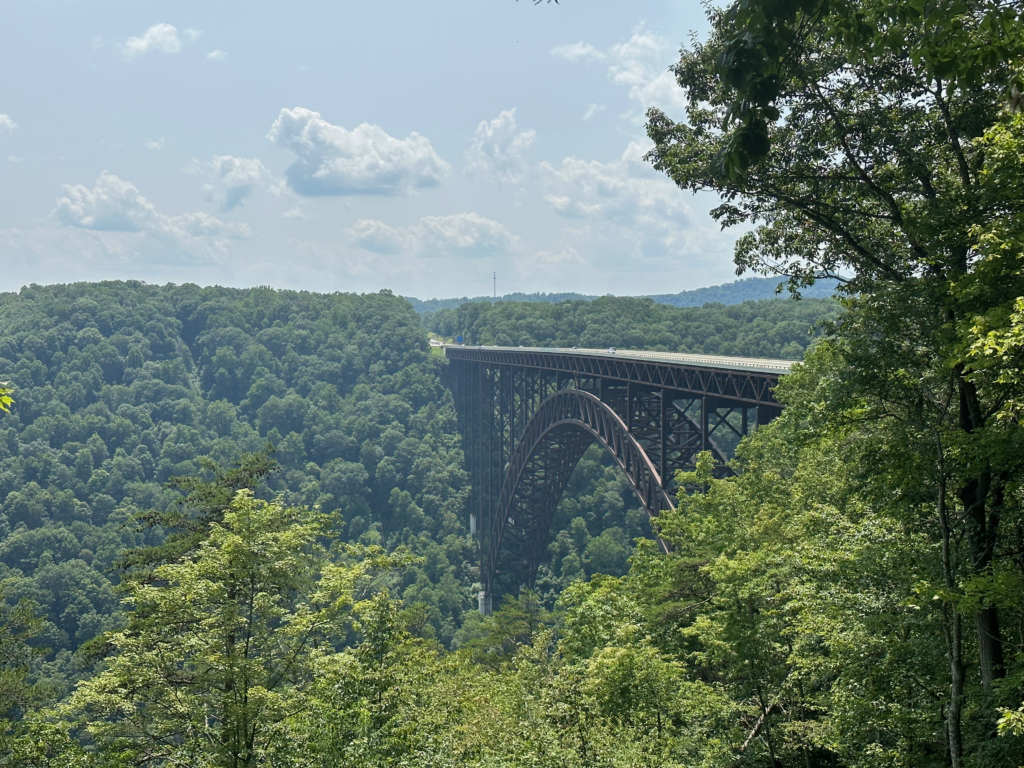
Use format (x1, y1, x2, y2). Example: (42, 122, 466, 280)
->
(444, 345, 792, 406)
(444, 345, 795, 375)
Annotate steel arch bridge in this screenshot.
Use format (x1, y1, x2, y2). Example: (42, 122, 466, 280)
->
(444, 345, 790, 612)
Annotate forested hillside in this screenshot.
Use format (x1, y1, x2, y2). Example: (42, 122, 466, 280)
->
(0, 281, 841, 741)
(0, 282, 479, 668)
(0, 280, 834, 766)
(0, 282, 830, 687)
(646, 275, 839, 307)
(425, 294, 841, 358)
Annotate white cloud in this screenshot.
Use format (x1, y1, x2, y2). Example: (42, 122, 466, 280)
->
(207, 49, 228, 61)
(582, 103, 605, 120)
(7, 155, 23, 163)
(144, 138, 165, 150)
(55, 173, 157, 232)
(0, 114, 17, 135)
(53, 172, 249, 256)
(191, 155, 271, 212)
(533, 244, 584, 265)
(0, 222, 242, 281)
(540, 141, 696, 258)
(419, 213, 517, 256)
(464, 108, 536, 187)
(348, 219, 416, 254)
(122, 23, 186, 59)
(607, 30, 687, 116)
(265, 177, 313, 219)
(551, 42, 605, 62)
(174, 211, 242, 237)
(267, 107, 450, 197)
(183, 28, 202, 43)
(348, 213, 517, 258)
(553, 28, 687, 118)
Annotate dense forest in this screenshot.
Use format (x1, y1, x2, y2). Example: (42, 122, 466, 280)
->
(0, 281, 835, 750)
(4, 0, 1024, 763)
(0, 280, 837, 764)
(0, 283, 477, 663)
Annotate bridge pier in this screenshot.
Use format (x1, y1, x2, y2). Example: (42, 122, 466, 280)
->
(444, 346, 788, 609)
(478, 590, 492, 615)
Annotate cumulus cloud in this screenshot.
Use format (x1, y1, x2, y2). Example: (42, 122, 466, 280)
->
(55, 173, 157, 232)
(582, 103, 605, 120)
(419, 213, 517, 256)
(0, 114, 16, 135)
(144, 138, 165, 150)
(464, 109, 536, 187)
(551, 42, 605, 62)
(122, 23, 188, 59)
(607, 30, 687, 115)
(207, 49, 227, 60)
(347, 213, 517, 258)
(553, 28, 687, 118)
(267, 107, 450, 197)
(348, 219, 416, 254)
(53, 172, 248, 255)
(540, 141, 695, 257)
(191, 155, 271, 212)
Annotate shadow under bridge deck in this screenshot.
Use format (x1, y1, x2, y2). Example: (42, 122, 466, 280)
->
(443, 345, 793, 612)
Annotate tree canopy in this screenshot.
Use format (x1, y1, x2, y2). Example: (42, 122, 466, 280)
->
(645, 0, 1024, 762)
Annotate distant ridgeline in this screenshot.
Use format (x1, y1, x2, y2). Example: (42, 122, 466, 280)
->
(405, 275, 841, 314)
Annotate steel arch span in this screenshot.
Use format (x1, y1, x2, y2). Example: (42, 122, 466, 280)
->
(444, 345, 789, 612)
(484, 389, 674, 600)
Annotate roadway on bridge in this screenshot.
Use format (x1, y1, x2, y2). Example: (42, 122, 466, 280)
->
(444, 344, 795, 375)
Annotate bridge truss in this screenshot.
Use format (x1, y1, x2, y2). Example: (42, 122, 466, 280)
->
(444, 346, 786, 610)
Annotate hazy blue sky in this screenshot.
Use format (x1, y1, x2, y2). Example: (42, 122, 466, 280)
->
(0, 1, 739, 299)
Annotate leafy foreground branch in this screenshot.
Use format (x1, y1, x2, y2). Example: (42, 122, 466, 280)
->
(67, 492, 404, 767)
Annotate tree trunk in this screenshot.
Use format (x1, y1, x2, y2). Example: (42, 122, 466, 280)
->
(938, 477, 964, 768)
(957, 376, 1005, 689)
(947, 611, 965, 768)
(976, 605, 1005, 690)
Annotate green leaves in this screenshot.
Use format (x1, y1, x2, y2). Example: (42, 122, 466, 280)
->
(71, 491, 390, 766)
(0, 592, 47, 724)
